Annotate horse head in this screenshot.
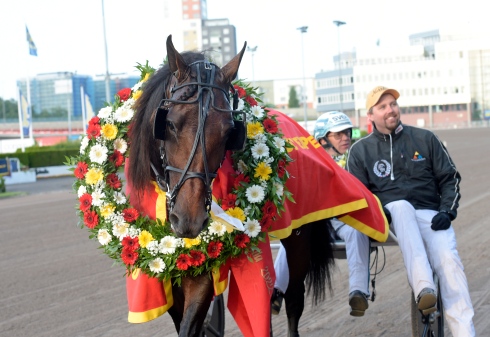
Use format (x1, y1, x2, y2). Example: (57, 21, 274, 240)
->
(129, 35, 246, 238)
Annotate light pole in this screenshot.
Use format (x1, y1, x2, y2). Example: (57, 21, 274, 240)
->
(333, 20, 346, 113)
(102, 0, 111, 103)
(297, 26, 308, 130)
(247, 46, 257, 86)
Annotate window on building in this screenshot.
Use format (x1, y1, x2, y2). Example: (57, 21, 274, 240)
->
(223, 28, 229, 35)
(223, 37, 230, 43)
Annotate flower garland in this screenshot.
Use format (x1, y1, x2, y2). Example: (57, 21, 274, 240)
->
(67, 63, 293, 284)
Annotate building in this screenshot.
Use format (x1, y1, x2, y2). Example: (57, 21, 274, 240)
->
(17, 72, 139, 120)
(315, 28, 490, 130)
(163, 0, 237, 67)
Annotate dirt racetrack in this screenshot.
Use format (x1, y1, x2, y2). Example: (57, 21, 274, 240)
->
(1, 127, 489, 337)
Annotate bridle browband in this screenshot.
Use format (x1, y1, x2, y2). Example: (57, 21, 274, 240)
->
(150, 60, 241, 213)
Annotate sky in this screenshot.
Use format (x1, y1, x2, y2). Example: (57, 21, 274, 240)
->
(0, 0, 488, 100)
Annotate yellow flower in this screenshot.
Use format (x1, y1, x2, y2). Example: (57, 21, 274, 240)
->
(183, 237, 201, 248)
(138, 230, 154, 248)
(85, 168, 103, 185)
(132, 90, 142, 101)
(102, 124, 118, 140)
(100, 204, 115, 218)
(254, 162, 272, 180)
(143, 73, 150, 82)
(226, 207, 246, 222)
(247, 122, 264, 139)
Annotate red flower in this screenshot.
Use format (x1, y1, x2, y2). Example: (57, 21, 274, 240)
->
(189, 250, 206, 267)
(74, 161, 88, 179)
(109, 150, 124, 167)
(207, 241, 223, 258)
(106, 173, 121, 189)
(233, 173, 250, 190)
(176, 254, 192, 270)
(83, 210, 99, 229)
(263, 118, 278, 134)
(121, 247, 139, 265)
(87, 123, 101, 140)
(122, 208, 139, 222)
(233, 85, 246, 98)
(260, 215, 273, 231)
(245, 95, 258, 106)
(122, 236, 140, 251)
(262, 200, 278, 218)
(117, 88, 132, 101)
(79, 193, 92, 212)
(234, 234, 250, 249)
(88, 116, 100, 126)
(221, 193, 237, 211)
(277, 159, 286, 179)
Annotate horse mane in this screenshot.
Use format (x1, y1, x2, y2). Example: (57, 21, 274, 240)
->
(128, 51, 207, 199)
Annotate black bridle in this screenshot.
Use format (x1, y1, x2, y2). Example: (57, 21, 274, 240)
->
(150, 60, 241, 213)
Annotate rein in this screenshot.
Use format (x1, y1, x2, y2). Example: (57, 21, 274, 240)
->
(151, 60, 235, 213)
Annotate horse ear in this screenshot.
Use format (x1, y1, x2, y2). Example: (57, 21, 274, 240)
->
(166, 34, 188, 81)
(221, 41, 247, 83)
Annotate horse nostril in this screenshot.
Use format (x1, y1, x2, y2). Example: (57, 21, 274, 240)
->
(169, 213, 179, 230)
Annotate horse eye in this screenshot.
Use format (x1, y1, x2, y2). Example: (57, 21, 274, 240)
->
(167, 121, 176, 133)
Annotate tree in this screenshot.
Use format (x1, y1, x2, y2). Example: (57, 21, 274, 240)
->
(288, 86, 300, 108)
(0, 98, 19, 120)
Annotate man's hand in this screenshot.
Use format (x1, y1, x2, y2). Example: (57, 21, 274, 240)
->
(431, 212, 451, 231)
(383, 206, 392, 224)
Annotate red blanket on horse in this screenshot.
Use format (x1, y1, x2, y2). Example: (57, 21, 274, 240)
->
(125, 110, 388, 337)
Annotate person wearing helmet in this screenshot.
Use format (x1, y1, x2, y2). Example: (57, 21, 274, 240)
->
(271, 111, 371, 317)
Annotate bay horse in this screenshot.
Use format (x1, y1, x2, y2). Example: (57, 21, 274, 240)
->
(127, 35, 336, 337)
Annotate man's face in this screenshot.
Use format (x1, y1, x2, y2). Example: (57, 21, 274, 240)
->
(368, 93, 400, 134)
(326, 129, 351, 155)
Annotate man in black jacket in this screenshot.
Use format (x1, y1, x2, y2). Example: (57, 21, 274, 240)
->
(346, 86, 474, 336)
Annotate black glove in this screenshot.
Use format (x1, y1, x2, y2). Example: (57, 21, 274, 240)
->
(382, 206, 392, 224)
(431, 212, 452, 231)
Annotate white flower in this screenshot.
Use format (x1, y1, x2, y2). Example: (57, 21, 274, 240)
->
(114, 192, 127, 204)
(273, 136, 286, 152)
(250, 105, 264, 119)
(91, 189, 106, 206)
(79, 137, 89, 154)
(128, 226, 141, 238)
(208, 221, 227, 236)
(237, 160, 247, 173)
(98, 106, 113, 119)
(147, 241, 159, 256)
(97, 229, 112, 245)
(114, 106, 134, 122)
(77, 185, 87, 197)
(237, 98, 245, 111)
(112, 222, 129, 240)
(159, 236, 180, 254)
(149, 258, 166, 273)
(123, 98, 135, 109)
(254, 133, 267, 144)
(245, 184, 265, 203)
(244, 218, 261, 237)
(89, 143, 108, 164)
(132, 81, 143, 92)
(108, 213, 125, 226)
(274, 182, 284, 197)
(251, 143, 270, 159)
(113, 138, 128, 154)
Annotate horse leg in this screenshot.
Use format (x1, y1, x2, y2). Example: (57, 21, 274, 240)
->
(167, 283, 185, 333)
(281, 224, 312, 337)
(177, 273, 215, 337)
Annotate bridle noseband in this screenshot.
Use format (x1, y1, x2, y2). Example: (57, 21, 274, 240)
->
(150, 60, 241, 213)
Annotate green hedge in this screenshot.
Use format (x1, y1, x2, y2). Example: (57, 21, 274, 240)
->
(0, 142, 80, 168)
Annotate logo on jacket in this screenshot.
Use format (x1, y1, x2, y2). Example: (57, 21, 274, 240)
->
(411, 151, 426, 162)
(373, 160, 391, 178)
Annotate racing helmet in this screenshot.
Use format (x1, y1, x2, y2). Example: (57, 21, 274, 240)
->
(313, 111, 353, 141)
